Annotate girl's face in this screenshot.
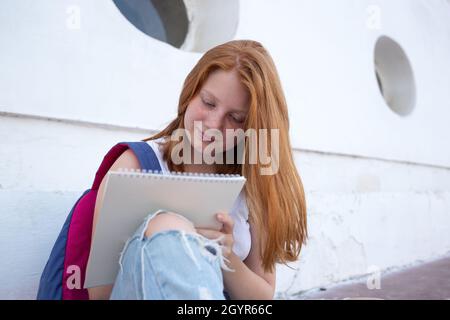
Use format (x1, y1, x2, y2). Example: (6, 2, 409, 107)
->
(184, 68, 250, 154)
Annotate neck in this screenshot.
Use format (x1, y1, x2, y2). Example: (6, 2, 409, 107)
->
(183, 163, 217, 174)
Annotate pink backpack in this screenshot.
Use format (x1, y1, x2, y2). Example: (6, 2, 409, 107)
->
(36, 141, 161, 299)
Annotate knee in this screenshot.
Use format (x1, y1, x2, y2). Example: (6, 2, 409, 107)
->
(144, 212, 197, 239)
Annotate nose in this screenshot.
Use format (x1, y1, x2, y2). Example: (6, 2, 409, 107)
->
(205, 112, 226, 133)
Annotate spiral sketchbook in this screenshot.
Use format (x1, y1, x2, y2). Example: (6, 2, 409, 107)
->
(84, 169, 246, 288)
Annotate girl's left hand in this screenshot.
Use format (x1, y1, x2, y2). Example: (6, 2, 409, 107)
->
(195, 212, 235, 259)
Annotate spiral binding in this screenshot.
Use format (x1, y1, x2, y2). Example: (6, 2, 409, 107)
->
(114, 168, 243, 183)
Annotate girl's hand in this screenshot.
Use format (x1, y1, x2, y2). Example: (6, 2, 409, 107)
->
(195, 212, 235, 259)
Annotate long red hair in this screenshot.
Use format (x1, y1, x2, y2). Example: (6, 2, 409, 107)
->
(143, 40, 307, 272)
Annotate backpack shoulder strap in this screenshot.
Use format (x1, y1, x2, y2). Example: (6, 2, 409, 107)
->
(91, 141, 162, 190)
(124, 141, 162, 172)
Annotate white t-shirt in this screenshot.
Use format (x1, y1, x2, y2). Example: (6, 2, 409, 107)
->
(146, 138, 252, 261)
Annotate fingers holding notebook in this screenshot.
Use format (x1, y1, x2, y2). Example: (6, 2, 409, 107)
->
(196, 212, 235, 259)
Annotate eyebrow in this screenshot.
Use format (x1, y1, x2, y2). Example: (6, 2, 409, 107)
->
(201, 89, 220, 103)
(201, 89, 248, 114)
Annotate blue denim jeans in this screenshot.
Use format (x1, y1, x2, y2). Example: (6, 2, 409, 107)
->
(110, 210, 233, 300)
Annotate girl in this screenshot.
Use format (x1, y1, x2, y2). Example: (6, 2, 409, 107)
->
(88, 40, 308, 300)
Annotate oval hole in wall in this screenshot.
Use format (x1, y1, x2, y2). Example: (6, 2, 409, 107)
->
(374, 36, 416, 116)
(112, 0, 189, 49)
(113, 0, 239, 53)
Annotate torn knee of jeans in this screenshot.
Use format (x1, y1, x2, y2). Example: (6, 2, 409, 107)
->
(205, 245, 217, 256)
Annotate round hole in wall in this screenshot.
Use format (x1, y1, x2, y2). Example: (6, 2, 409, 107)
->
(113, 0, 189, 48)
(374, 36, 416, 116)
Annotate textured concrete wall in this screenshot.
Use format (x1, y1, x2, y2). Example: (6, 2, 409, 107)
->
(276, 151, 450, 297)
(1, 0, 449, 299)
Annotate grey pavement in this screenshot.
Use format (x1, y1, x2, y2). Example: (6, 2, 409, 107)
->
(294, 255, 450, 300)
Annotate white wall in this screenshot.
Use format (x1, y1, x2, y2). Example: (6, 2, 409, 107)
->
(1, 0, 449, 299)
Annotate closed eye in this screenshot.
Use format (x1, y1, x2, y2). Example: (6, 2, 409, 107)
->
(230, 114, 245, 123)
(202, 99, 215, 108)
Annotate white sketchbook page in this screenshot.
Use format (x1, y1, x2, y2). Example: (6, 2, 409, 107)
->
(84, 171, 246, 288)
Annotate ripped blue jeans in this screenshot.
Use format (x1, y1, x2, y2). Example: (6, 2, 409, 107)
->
(110, 210, 233, 300)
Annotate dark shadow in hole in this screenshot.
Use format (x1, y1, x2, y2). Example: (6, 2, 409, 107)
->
(112, 0, 188, 48)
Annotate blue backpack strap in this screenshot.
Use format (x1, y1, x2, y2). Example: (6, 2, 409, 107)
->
(121, 141, 162, 172)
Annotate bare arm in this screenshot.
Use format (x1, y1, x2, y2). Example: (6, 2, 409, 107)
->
(222, 221, 276, 300)
(87, 149, 141, 300)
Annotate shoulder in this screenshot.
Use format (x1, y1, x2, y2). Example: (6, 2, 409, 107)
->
(110, 148, 140, 171)
(112, 139, 166, 170)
